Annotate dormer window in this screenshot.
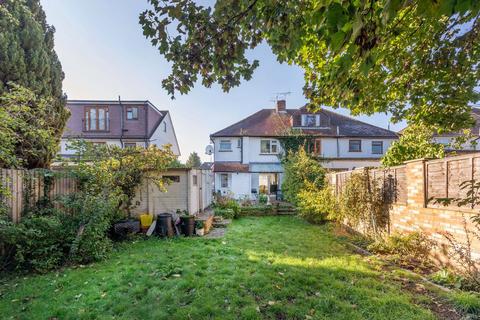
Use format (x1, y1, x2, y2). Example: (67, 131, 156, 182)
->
(126, 107, 138, 120)
(301, 114, 319, 127)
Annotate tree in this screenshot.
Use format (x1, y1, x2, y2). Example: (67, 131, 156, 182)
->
(140, 1, 480, 132)
(0, 0, 68, 168)
(0, 84, 59, 168)
(381, 124, 445, 167)
(186, 152, 202, 168)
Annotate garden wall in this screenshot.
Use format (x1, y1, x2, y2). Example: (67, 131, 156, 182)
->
(328, 153, 480, 265)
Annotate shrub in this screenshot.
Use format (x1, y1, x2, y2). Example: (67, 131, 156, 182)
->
(258, 194, 268, 205)
(214, 208, 235, 219)
(213, 195, 240, 218)
(297, 185, 337, 224)
(282, 148, 326, 205)
(367, 232, 436, 271)
(336, 171, 389, 238)
(239, 205, 274, 216)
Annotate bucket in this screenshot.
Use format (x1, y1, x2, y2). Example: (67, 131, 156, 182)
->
(140, 214, 153, 232)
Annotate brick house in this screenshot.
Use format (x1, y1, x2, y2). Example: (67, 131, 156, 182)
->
(60, 100, 180, 157)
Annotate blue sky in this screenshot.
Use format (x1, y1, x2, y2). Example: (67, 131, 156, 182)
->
(41, 0, 405, 162)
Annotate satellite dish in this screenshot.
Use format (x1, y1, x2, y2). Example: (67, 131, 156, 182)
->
(205, 145, 214, 155)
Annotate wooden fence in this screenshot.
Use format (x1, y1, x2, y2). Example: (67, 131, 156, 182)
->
(0, 169, 77, 223)
(329, 165, 407, 205)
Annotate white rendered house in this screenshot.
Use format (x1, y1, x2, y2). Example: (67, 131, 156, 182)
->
(210, 100, 398, 199)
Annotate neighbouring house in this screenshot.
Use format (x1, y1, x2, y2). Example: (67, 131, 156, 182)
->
(210, 100, 398, 199)
(59, 100, 180, 157)
(431, 108, 480, 151)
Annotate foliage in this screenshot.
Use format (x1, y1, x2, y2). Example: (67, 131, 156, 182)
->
(239, 205, 274, 216)
(258, 193, 268, 205)
(277, 129, 315, 158)
(0, 84, 63, 168)
(169, 158, 187, 168)
(213, 208, 235, 219)
(282, 148, 326, 205)
(0, 0, 68, 167)
(367, 232, 436, 271)
(186, 152, 202, 168)
(297, 185, 338, 224)
(382, 124, 445, 167)
(213, 194, 240, 218)
(140, 0, 480, 132)
(0, 217, 457, 319)
(336, 171, 389, 238)
(65, 140, 176, 217)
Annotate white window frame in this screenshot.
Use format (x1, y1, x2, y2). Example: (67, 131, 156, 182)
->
(219, 140, 232, 152)
(371, 141, 383, 154)
(349, 140, 362, 152)
(126, 107, 138, 120)
(220, 173, 229, 188)
(302, 114, 320, 127)
(260, 139, 279, 154)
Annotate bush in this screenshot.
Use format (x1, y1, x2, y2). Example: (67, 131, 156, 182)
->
(367, 232, 436, 271)
(213, 195, 240, 218)
(239, 205, 274, 216)
(297, 185, 337, 224)
(214, 208, 235, 219)
(258, 194, 268, 205)
(282, 148, 326, 205)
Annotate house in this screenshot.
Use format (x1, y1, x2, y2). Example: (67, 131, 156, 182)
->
(59, 100, 180, 156)
(210, 100, 398, 199)
(431, 108, 480, 151)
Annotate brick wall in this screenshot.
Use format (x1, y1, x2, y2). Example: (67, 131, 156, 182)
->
(328, 156, 480, 265)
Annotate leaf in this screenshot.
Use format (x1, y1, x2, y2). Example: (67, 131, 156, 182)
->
(330, 31, 346, 52)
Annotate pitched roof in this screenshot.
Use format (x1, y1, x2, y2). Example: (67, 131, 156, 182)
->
(211, 106, 398, 138)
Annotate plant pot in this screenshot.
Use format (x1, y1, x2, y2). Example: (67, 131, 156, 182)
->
(196, 228, 205, 236)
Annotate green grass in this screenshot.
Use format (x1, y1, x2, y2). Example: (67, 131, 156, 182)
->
(0, 216, 446, 319)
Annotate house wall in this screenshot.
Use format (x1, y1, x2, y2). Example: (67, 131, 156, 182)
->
(247, 137, 283, 163)
(433, 136, 479, 150)
(320, 138, 396, 158)
(59, 138, 124, 155)
(213, 137, 242, 162)
(149, 112, 181, 156)
(214, 172, 251, 198)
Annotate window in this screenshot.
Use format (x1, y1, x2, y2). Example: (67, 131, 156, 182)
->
(164, 175, 180, 183)
(124, 143, 136, 148)
(237, 139, 242, 148)
(126, 107, 138, 120)
(349, 140, 362, 152)
(372, 141, 383, 154)
(308, 139, 321, 155)
(192, 175, 197, 186)
(84, 106, 109, 131)
(302, 114, 318, 127)
(163, 122, 167, 132)
(220, 173, 229, 188)
(219, 140, 232, 151)
(260, 139, 278, 154)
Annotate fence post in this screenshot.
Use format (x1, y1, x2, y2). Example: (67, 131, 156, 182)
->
(404, 158, 427, 209)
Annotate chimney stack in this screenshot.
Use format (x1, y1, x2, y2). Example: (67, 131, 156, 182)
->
(276, 99, 286, 113)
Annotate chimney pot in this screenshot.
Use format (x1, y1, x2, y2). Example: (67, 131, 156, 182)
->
(276, 100, 286, 113)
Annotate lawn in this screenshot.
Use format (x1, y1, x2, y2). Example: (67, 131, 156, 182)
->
(0, 216, 463, 319)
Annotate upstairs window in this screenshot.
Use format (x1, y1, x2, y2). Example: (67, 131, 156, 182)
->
(302, 114, 318, 127)
(163, 122, 167, 132)
(260, 139, 278, 154)
(126, 107, 138, 120)
(372, 141, 383, 154)
(308, 139, 322, 155)
(84, 106, 109, 131)
(219, 140, 232, 151)
(349, 140, 362, 152)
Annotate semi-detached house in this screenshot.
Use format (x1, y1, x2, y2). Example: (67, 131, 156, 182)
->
(210, 100, 398, 199)
(59, 100, 180, 157)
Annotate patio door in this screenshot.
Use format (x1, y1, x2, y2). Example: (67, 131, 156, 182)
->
(258, 173, 278, 194)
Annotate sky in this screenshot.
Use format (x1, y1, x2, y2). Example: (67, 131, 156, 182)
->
(41, 0, 405, 162)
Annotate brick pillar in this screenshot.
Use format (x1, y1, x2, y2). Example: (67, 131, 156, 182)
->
(405, 159, 426, 208)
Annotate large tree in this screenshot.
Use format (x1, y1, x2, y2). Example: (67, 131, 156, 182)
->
(0, 0, 68, 168)
(186, 151, 202, 168)
(140, 0, 480, 133)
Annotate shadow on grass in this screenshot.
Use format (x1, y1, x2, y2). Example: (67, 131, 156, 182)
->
(0, 216, 436, 320)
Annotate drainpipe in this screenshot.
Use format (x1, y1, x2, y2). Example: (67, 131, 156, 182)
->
(336, 126, 340, 157)
(145, 101, 149, 148)
(119, 96, 124, 148)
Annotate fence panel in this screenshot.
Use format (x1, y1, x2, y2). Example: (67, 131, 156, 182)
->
(0, 168, 78, 222)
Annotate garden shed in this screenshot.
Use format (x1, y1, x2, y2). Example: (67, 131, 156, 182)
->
(131, 168, 213, 216)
